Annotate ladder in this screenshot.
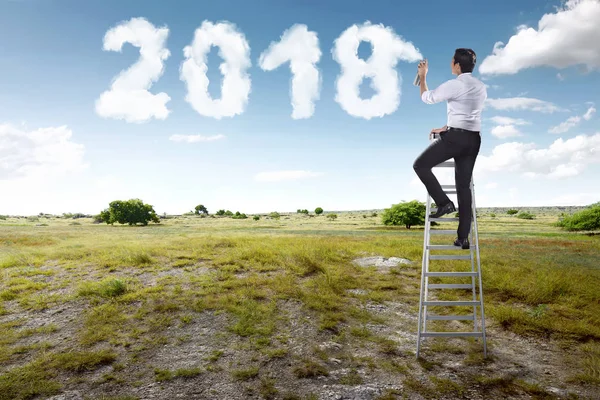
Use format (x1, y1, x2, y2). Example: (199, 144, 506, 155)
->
(416, 144, 487, 358)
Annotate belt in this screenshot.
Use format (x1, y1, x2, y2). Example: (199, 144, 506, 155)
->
(448, 126, 480, 134)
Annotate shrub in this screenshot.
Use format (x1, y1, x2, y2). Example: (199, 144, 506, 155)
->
(507, 209, 519, 215)
(555, 202, 600, 231)
(232, 212, 247, 219)
(517, 212, 535, 220)
(490, 213, 496, 218)
(216, 209, 226, 216)
(315, 207, 323, 215)
(326, 214, 337, 220)
(381, 200, 426, 229)
(371, 212, 377, 217)
(253, 215, 260, 221)
(0, 215, 7, 220)
(224, 210, 234, 216)
(269, 212, 281, 220)
(194, 204, 208, 215)
(96, 199, 160, 226)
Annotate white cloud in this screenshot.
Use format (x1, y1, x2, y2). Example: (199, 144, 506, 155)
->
(490, 116, 529, 126)
(583, 106, 596, 120)
(169, 134, 226, 143)
(549, 105, 596, 134)
(479, 0, 600, 75)
(0, 123, 87, 180)
(180, 21, 251, 119)
(331, 22, 422, 119)
(259, 24, 322, 119)
(484, 84, 501, 90)
(489, 116, 529, 138)
(254, 170, 323, 182)
(95, 17, 171, 123)
(491, 125, 523, 139)
(476, 133, 600, 179)
(550, 192, 600, 206)
(485, 97, 564, 113)
(484, 182, 498, 189)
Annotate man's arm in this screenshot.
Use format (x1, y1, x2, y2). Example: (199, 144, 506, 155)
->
(421, 80, 460, 104)
(419, 76, 428, 97)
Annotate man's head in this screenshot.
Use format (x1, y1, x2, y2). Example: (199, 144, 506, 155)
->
(451, 48, 476, 75)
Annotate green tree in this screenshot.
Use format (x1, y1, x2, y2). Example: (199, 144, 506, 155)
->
(253, 215, 260, 221)
(216, 209, 226, 216)
(194, 204, 208, 215)
(97, 199, 160, 226)
(315, 207, 323, 215)
(381, 200, 426, 229)
(507, 209, 519, 215)
(555, 202, 600, 231)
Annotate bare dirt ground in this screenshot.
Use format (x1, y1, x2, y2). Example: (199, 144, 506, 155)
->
(1, 256, 597, 400)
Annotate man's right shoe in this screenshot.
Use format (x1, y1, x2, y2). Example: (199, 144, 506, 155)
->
(430, 201, 456, 218)
(454, 238, 470, 249)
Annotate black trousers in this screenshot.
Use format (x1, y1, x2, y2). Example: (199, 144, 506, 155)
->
(413, 128, 481, 239)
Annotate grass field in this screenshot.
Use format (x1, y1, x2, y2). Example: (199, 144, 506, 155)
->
(0, 209, 599, 399)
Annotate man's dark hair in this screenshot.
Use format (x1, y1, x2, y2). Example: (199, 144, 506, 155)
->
(453, 48, 476, 73)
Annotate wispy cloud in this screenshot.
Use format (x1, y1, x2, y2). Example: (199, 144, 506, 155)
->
(0, 123, 87, 180)
(485, 97, 564, 113)
(254, 170, 323, 182)
(169, 134, 226, 143)
(479, 0, 600, 75)
(548, 105, 596, 134)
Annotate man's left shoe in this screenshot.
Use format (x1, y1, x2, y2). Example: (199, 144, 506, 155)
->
(430, 201, 456, 218)
(453, 238, 470, 249)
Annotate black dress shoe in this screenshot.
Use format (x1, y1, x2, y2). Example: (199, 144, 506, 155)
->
(454, 238, 470, 249)
(430, 201, 456, 218)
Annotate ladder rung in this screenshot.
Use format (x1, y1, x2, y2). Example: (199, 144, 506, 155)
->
(423, 301, 480, 306)
(426, 314, 475, 320)
(427, 245, 476, 250)
(428, 230, 456, 235)
(420, 332, 483, 337)
(429, 255, 472, 260)
(444, 190, 457, 194)
(426, 272, 478, 277)
(441, 185, 455, 189)
(434, 161, 454, 168)
(429, 217, 459, 222)
(428, 284, 474, 289)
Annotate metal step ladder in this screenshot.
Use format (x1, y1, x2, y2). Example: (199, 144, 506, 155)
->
(416, 147, 487, 358)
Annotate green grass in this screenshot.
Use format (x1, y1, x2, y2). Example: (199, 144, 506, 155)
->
(0, 210, 598, 398)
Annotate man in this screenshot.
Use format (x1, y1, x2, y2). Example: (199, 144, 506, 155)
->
(412, 48, 487, 249)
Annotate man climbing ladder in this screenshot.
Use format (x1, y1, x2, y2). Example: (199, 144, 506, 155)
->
(412, 48, 486, 247)
(412, 49, 488, 358)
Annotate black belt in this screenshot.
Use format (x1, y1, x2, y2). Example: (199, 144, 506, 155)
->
(448, 126, 480, 134)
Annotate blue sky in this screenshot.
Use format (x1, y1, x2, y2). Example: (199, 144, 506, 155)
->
(1, 0, 599, 215)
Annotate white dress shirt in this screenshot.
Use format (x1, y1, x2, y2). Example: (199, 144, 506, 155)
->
(421, 72, 487, 132)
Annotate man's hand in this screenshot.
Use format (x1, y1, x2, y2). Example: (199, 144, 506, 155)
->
(417, 59, 428, 78)
(429, 125, 447, 140)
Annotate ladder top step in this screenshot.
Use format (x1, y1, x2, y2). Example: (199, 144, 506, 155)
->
(427, 245, 476, 250)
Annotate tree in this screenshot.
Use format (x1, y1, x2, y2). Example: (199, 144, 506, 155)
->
(507, 209, 519, 215)
(381, 200, 426, 229)
(555, 202, 600, 231)
(194, 204, 208, 215)
(97, 199, 160, 226)
(216, 209, 226, 216)
(327, 214, 337, 221)
(315, 207, 324, 215)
